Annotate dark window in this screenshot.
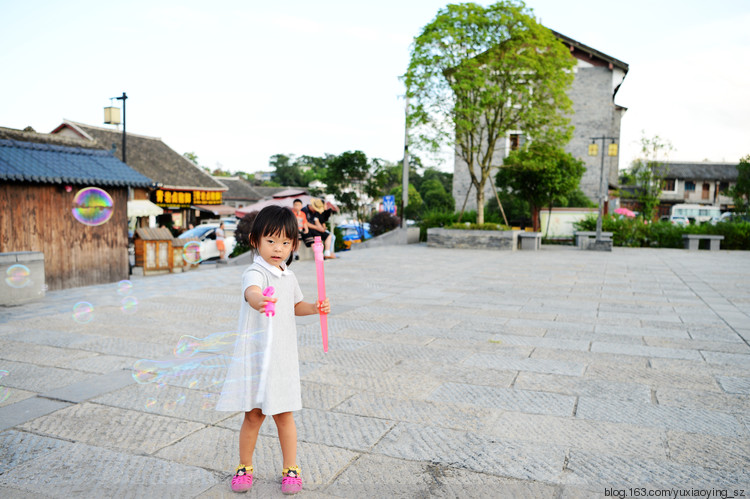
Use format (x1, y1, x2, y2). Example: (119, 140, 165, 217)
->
(509, 134, 521, 151)
(719, 182, 729, 193)
(684, 181, 696, 191)
(663, 179, 675, 191)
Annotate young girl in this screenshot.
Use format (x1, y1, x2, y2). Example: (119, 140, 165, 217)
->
(216, 205, 329, 495)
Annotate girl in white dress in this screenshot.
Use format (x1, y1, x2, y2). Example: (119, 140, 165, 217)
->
(216, 205, 329, 494)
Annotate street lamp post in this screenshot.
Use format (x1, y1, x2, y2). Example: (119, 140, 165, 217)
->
(104, 92, 128, 163)
(588, 136, 618, 245)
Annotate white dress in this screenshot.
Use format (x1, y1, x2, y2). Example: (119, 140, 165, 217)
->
(216, 256, 303, 415)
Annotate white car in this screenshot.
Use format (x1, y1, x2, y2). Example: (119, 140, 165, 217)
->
(178, 224, 236, 261)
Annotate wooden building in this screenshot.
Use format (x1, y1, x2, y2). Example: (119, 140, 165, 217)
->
(0, 127, 154, 290)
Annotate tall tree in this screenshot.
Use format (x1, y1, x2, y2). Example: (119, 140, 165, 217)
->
(497, 142, 585, 232)
(728, 155, 750, 215)
(625, 134, 673, 220)
(404, 1, 575, 223)
(325, 150, 374, 223)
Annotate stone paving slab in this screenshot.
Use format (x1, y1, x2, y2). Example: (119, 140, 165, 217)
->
(19, 402, 205, 454)
(0, 441, 221, 498)
(0, 397, 71, 431)
(41, 368, 134, 403)
(463, 352, 586, 376)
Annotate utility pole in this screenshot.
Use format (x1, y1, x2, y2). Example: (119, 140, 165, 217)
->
(401, 96, 409, 228)
(588, 136, 618, 246)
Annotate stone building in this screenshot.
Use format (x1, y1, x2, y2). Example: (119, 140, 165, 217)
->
(453, 30, 629, 212)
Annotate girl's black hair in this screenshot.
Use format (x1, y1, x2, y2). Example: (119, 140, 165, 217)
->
(248, 205, 299, 265)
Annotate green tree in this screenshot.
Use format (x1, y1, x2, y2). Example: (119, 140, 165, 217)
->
(728, 155, 750, 215)
(325, 150, 374, 223)
(624, 134, 673, 221)
(404, 1, 575, 224)
(390, 184, 424, 220)
(419, 178, 454, 212)
(497, 142, 585, 233)
(270, 154, 308, 186)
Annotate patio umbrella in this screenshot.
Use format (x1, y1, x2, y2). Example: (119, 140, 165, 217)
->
(614, 207, 636, 218)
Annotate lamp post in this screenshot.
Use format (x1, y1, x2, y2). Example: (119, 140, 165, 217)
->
(588, 136, 618, 244)
(104, 92, 127, 163)
(401, 95, 409, 228)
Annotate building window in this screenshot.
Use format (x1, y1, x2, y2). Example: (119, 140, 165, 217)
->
(663, 179, 676, 191)
(509, 133, 521, 151)
(719, 181, 729, 194)
(684, 181, 696, 191)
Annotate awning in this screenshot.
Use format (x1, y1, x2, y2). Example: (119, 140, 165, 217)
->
(193, 204, 237, 216)
(127, 199, 164, 217)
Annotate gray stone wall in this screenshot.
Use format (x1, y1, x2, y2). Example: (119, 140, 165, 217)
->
(453, 64, 624, 212)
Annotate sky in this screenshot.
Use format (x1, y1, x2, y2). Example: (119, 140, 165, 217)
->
(1, 0, 748, 176)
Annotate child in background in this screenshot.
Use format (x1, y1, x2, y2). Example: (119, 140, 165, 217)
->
(291, 199, 308, 261)
(216, 205, 330, 495)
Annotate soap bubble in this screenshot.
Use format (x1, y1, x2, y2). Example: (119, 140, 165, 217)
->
(72, 187, 114, 226)
(145, 397, 157, 409)
(182, 241, 202, 264)
(72, 302, 94, 324)
(5, 264, 31, 288)
(121, 296, 138, 314)
(0, 370, 9, 403)
(174, 331, 239, 358)
(117, 280, 133, 296)
(201, 394, 214, 410)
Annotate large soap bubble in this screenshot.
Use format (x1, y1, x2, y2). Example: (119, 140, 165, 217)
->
(5, 264, 30, 288)
(72, 187, 114, 226)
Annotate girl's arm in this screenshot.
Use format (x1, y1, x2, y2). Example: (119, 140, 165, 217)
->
(245, 285, 276, 313)
(295, 298, 329, 316)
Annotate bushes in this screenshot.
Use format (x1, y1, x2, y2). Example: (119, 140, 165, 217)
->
(574, 215, 750, 250)
(446, 222, 510, 231)
(369, 211, 401, 237)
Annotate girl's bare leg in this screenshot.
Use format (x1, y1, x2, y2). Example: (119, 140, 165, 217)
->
(272, 412, 297, 468)
(239, 409, 265, 466)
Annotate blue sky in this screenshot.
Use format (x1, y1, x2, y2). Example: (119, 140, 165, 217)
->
(1, 0, 748, 175)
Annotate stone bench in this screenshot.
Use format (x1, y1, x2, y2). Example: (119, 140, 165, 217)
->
(683, 234, 724, 251)
(575, 231, 613, 249)
(518, 232, 542, 250)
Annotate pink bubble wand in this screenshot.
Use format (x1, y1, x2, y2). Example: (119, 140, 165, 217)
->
(255, 286, 275, 404)
(312, 236, 329, 352)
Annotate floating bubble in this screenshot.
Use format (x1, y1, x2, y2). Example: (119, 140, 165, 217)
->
(72, 187, 114, 226)
(174, 331, 239, 358)
(5, 264, 31, 289)
(117, 280, 133, 296)
(0, 370, 9, 403)
(164, 400, 177, 410)
(182, 241, 202, 264)
(121, 296, 138, 314)
(145, 397, 157, 409)
(188, 378, 199, 389)
(201, 394, 214, 410)
(72, 302, 94, 324)
(176, 393, 186, 405)
(38, 283, 49, 296)
(132, 354, 228, 384)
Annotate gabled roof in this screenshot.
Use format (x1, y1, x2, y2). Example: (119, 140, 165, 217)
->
(51, 120, 226, 191)
(550, 29, 629, 72)
(212, 176, 264, 201)
(0, 128, 154, 187)
(663, 162, 738, 182)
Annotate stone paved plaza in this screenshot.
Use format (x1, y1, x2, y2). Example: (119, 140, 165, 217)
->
(1, 244, 749, 498)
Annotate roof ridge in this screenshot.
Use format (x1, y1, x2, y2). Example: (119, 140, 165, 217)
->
(66, 119, 164, 141)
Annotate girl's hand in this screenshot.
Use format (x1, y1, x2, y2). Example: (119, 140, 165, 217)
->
(317, 298, 330, 315)
(260, 296, 277, 315)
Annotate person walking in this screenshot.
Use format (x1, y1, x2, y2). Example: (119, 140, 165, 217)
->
(216, 205, 330, 495)
(216, 222, 227, 262)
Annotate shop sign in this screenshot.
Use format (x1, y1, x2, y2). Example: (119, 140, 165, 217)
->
(151, 189, 222, 207)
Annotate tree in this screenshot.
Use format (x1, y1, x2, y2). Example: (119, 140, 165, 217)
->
(390, 184, 424, 220)
(624, 134, 673, 220)
(497, 142, 585, 233)
(728, 155, 750, 215)
(325, 150, 374, 223)
(404, 1, 575, 224)
(270, 154, 307, 186)
(419, 178, 454, 212)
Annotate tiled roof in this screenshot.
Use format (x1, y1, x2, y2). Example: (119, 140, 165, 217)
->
(213, 176, 264, 201)
(663, 162, 738, 182)
(55, 121, 227, 191)
(0, 136, 154, 187)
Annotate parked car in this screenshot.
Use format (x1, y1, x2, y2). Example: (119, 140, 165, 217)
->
(178, 224, 236, 261)
(659, 215, 690, 226)
(337, 223, 372, 249)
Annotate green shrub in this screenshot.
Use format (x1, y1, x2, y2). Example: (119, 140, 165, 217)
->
(574, 215, 750, 250)
(333, 226, 346, 252)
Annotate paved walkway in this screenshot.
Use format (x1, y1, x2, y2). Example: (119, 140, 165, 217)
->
(1, 244, 748, 498)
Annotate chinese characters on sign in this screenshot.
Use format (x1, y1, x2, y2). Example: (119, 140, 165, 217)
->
(151, 189, 222, 207)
